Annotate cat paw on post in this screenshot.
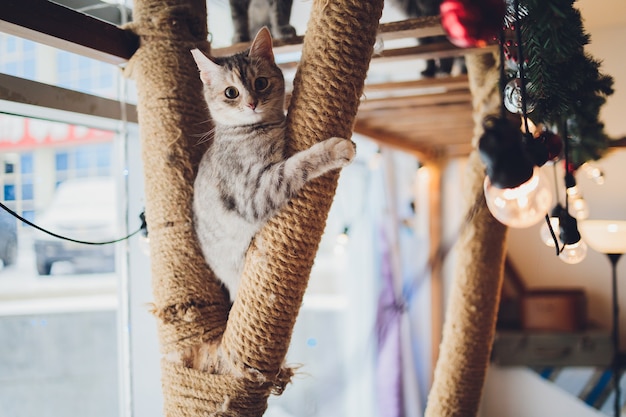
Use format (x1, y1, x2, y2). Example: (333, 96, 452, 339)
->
(326, 137, 356, 167)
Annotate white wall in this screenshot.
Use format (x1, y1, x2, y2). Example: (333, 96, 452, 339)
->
(479, 366, 604, 417)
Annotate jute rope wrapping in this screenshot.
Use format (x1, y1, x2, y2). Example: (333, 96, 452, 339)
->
(126, 0, 384, 415)
(221, 0, 384, 378)
(125, 0, 230, 353)
(424, 52, 508, 417)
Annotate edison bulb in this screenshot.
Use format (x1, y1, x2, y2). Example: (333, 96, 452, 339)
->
(581, 162, 605, 185)
(569, 196, 590, 220)
(565, 185, 590, 219)
(540, 216, 561, 247)
(484, 167, 553, 228)
(558, 240, 587, 264)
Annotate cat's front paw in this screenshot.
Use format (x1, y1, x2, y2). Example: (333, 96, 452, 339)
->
(328, 137, 356, 167)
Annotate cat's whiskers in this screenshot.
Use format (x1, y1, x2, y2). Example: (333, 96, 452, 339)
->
(193, 125, 217, 145)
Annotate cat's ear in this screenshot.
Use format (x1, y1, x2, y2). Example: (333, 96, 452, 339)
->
(191, 49, 220, 85)
(248, 27, 275, 63)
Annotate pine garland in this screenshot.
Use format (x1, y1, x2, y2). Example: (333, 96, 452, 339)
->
(516, 0, 614, 166)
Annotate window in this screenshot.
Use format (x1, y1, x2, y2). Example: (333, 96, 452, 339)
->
(55, 152, 68, 171)
(0, 33, 131, 417)
(3, 184, 15, 201)
(20, 153, 33, 174)
(21, 182, 33, 200)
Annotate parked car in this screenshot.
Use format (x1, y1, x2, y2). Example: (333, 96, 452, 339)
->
(33, 177, 119, 275)
(0, 207, 18, 267)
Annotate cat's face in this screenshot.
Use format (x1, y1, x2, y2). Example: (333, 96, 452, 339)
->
(191, 28, 285, 127)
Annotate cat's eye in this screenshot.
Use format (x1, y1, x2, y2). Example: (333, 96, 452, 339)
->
(224, 86, 239, 99)
(254, 77, 269, 91)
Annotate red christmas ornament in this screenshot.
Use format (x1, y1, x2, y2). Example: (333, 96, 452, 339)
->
(537, 130, 563, 161)
(440, 0, 506, 48)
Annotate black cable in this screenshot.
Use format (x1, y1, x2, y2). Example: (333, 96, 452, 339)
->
(514, 0, 531, 135)
(0, 200, 145, 246)
(563, 120, 570, 212)
(499, 27, 507, 120)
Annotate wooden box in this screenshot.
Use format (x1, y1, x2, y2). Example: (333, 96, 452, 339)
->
(521, 289, 587, 332)
(491, 331, 613, 367)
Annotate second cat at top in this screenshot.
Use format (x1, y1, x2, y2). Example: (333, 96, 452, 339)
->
(228, 0, 296, 43)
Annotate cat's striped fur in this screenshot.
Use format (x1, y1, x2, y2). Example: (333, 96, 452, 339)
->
(191, 27, 355, 301)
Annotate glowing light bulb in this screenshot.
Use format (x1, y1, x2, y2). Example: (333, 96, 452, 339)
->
(558, 240, 587, 264)
(581, 162, 605, 185)
(570, 196, 590, 220)
(566, 185, 590, 220)
(540, 216, 561, 247)
(484, 167, 552, 228)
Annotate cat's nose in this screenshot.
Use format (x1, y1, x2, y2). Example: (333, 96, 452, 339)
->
(247, 101, 257, 110)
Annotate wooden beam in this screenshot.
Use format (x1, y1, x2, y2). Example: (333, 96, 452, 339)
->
(426, 159, 444, 380)
(359, 102, 473, 120)
(609, 137, 626, 147)
(364, 75, 469, 93)
(0, 0, 138, 65)
(377, 16, 445, 40)
(213, 16, 447, 58)
(0, 73, 137, 126)
(354, 120, 439, 160)
(359, 91, 473, 111)
(374, 42, 498, 63)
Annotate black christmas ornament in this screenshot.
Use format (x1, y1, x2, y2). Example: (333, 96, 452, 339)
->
(478, 116, 535, 189)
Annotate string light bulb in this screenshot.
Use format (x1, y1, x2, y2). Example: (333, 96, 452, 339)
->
(479, 116, 552, 228)
(558, 210, 587, 264)
(581, 162, 605, 185)
(565, 172, 590, 220)
(484, 167, 552, 228)
(540, 203, 564, 247)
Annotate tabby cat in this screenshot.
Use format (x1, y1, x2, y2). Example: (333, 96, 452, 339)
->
(229, 0, 296, 43)
(191, 27, 355, 301)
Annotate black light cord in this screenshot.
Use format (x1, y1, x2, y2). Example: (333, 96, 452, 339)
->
(546, 163, 562, 256)
(513, 0, 531, 135)
(0, 200, 145, 246)
(563, 120, 571, 213)
(498, 28, 507, 120)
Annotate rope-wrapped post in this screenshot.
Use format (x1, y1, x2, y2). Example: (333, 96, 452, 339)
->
(124, 0, 232, 414)
(126, 0, 383, 415)
(424, 52, 508, 417)
(221, 0, 384, 393)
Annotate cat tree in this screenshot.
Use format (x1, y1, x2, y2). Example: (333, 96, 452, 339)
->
(126, 0, 384, 414)
(126, 0, 505, 415)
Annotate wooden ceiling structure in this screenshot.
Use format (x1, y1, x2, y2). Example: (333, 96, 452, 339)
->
(213, 17, 495, 162)
(3, 4, 625, 161)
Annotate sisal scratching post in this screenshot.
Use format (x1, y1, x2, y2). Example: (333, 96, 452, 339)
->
(126, 0, 384, 415)
(125, 1, 229, 353)
(221, 0, 385, 388)
(424, 52, 508, 417)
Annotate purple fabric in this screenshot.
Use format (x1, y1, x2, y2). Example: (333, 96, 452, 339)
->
(376, 232, 404, 417)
